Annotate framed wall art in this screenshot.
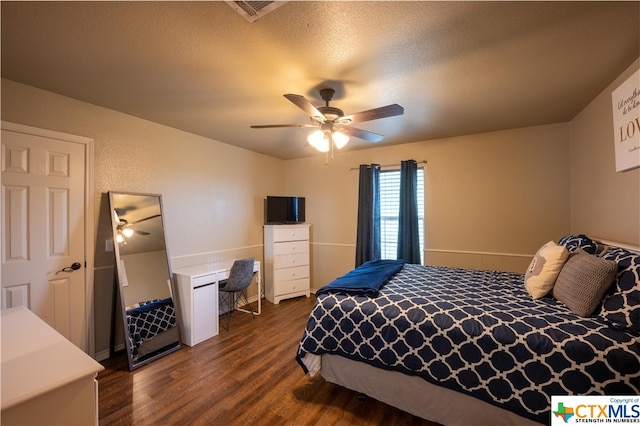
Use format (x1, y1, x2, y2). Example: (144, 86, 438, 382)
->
(612, 68, 640, 172)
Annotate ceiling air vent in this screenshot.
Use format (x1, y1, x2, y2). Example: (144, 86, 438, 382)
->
(225, 1, 288, 23)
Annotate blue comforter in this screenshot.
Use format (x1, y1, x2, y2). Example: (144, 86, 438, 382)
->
(297, 264, 640, 424)
(316, 259, 405, 297)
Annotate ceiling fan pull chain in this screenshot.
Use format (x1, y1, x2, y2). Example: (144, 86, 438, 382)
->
(331, 133, 335, 160)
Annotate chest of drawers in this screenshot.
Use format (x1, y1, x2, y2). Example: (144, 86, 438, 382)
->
(264, 224, 310, 304)
(1, 306, 104, 425)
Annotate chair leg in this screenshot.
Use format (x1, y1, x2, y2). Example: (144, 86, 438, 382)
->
(222, 291, 254, 331)
(237, 290, 255, 319)
(221, 291, 232, 331)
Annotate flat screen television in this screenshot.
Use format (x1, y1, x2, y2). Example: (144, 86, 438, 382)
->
(265, 196, 305, 224)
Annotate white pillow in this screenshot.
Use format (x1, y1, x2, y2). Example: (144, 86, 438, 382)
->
(525, 241, 569, 299)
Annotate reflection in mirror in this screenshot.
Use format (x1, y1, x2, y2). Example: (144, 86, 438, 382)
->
(109, 191, 180, 370)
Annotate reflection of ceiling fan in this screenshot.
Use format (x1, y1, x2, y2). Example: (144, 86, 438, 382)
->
(251, 88, 404, 155)
(114, 210, 160, 241)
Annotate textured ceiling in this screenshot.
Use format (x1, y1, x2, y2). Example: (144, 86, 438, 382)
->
(2, 1, 639, 159)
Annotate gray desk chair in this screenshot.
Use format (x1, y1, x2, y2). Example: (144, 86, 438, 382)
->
(219, 257, 256, 331)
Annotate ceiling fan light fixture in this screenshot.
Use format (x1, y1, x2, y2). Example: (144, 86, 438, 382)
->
(308, 128, 349, 152)
(122, 228, 135, 238)
(308, 130, 330, 152)
(333, 130, 349, 149)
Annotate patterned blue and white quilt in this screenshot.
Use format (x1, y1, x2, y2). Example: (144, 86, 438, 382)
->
(296, 264, 640, 424)
(127, 297, 176, 360)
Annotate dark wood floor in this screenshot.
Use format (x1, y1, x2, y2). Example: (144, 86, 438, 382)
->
(98, 295, 438, 425)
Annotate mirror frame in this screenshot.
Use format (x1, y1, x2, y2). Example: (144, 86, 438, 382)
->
(108, 191, 181, 370)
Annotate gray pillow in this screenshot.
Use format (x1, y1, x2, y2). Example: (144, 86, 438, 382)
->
(552, 249, 618, 317)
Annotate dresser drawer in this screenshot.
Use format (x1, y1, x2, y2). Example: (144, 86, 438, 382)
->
(276, 277, 310, 295)
(273, 226, 309, 242)
(274, 265, 309, 282)
(273, 240, 308, 256)
(274, 252, 309, 269)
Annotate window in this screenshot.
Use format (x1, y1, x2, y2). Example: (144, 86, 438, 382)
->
(379, 168, 425, 263)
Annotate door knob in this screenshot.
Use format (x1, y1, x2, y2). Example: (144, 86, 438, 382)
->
(56, 262, 82, 274)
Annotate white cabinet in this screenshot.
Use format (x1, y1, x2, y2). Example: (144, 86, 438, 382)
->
(174, 267, 220, 347)
(264, 224, 310, 304)
(1, 306, 104, 425)
(193, 279, 219, 344)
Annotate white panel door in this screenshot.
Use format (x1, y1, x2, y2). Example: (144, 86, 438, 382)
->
(2, 127, 87, 350)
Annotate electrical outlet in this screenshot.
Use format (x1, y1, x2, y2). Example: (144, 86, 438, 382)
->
(105, 239, 114, 252)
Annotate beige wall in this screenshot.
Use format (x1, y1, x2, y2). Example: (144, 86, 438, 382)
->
(569, 58, 640, 246)
(1, 78, 285, 358)
(284, 124, 571, 288)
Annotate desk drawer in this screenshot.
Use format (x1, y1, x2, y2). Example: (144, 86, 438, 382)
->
(274, 253, 309, 269)
(192, 274, 217, 288)
(274, 265, 309, 282)
(273, 226, 309, 242)
(276, 277, 310, 296)
(273, 241, 308, 256)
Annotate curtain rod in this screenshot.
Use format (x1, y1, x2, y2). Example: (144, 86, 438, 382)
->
(348, 160, 427, 171)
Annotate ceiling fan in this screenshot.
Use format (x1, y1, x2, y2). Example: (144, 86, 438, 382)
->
(251, 88, 404, 154)
(114, 210, 160, 240)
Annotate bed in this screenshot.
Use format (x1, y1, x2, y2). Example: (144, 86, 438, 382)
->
(126, 297, 179, 361)
(295, 235, 640, 425)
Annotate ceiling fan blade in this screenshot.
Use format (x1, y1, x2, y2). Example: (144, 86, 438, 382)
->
(135, 230, 151, 236)
(341, 104, 404, 124)
(338, 126, 385, 143)
(131, 214, 161, 225)
(250, 124, 317, 129)
(284, 94, 326, 121)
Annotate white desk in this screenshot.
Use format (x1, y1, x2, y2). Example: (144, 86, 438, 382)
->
(173, 260, 261, 346)
(1, 306, 104, 425)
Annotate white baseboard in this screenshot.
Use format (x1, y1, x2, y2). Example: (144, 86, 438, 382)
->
(95, 343, 125, 361)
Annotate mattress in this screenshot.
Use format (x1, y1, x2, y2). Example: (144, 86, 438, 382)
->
(321, 354, 541, 426)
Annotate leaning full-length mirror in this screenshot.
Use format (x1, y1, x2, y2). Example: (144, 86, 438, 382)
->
(109, 191, 180, 370)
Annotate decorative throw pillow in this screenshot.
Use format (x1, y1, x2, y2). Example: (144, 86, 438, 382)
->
(598, 247, 640, 333)
(557, 234, 599, 255)
(525, 241, 569, 299)
(552, 249, 618, 317)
